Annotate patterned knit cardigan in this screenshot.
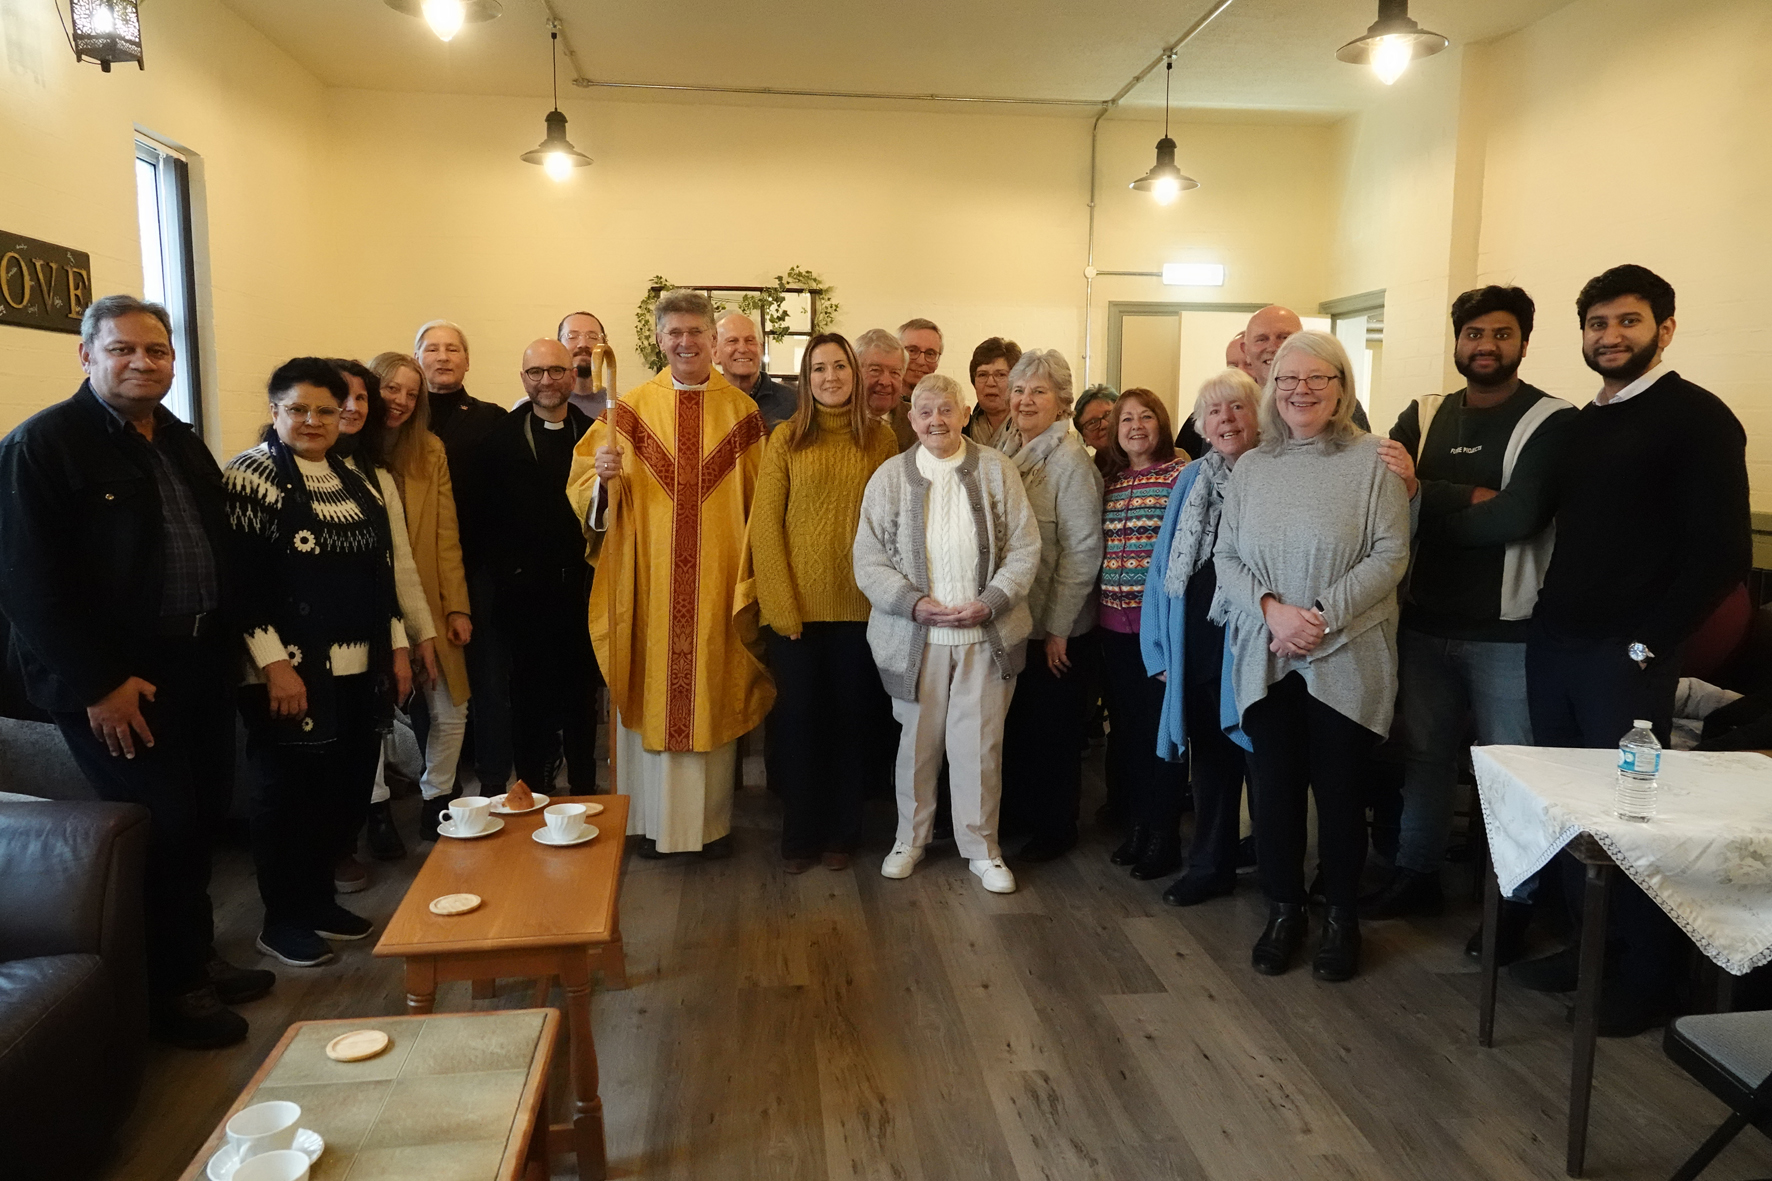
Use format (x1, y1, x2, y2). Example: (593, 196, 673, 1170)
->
(1099, 456, 1188, 613)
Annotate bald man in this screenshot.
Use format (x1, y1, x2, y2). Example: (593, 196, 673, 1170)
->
(1226, 331, 1256, 378)
(715, 312, 796, 429)
(475, 338, 602, 793)
(1244, 305, 1369, 430)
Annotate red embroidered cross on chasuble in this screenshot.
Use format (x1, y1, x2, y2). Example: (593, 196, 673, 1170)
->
(568, 369, 774, 753)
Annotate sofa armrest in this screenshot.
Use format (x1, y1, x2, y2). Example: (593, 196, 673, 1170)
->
(0, 801, 148, 971)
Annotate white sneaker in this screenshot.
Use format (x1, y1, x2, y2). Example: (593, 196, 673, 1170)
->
(881, 842, 924, 879)
(969, 857, 1016, 894)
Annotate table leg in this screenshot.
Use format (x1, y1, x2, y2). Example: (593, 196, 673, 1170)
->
(561, 951, 608, 1181)
(525, 1076, 551, 1181)
(1567, 861, 1612, 1177)
(601, 919, 629, 992)
(530, 975, 552, 1008)
(1479, 860, 1501, 1048)
(405, 959, 437, 1015)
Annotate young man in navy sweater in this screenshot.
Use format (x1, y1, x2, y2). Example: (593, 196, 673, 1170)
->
(1511, 264, 1751, 1036)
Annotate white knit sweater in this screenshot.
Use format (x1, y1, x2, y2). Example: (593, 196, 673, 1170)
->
(916, 446, 984, 646)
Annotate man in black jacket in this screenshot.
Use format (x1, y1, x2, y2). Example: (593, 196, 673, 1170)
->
(1511, 264, 1752, 1035)
(477, 339, 601, 794)
(415, 319, 513, 814)
(0, 295, 272, 1048)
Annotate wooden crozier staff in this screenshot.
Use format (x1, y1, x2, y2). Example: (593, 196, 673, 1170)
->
(591, 343, 621, 785)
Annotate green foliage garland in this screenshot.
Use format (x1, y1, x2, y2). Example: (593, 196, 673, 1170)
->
(633, 268, 838, 373)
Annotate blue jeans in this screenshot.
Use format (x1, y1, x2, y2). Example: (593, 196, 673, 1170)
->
(1395, 626, 1534, 874)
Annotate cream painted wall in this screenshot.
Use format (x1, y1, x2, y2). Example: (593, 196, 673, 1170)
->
(0, 0, 334, 455)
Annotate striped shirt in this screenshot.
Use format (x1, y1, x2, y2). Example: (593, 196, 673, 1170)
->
(1098, 456, 1187, 632)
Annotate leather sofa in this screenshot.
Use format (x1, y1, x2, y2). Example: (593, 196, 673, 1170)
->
(0, 800, 150, 1178)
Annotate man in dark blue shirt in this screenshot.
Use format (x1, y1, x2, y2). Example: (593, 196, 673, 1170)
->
(714, 312, 796, 430)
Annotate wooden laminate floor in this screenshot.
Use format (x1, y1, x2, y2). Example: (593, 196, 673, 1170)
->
(102, 751, 1772, 1181)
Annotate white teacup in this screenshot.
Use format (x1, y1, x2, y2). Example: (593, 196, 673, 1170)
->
(544, 803, 587, 842)
(225, 1100, 300, 1161)
(441, 795, 492, 835)
(233, 1148, 311, 1181)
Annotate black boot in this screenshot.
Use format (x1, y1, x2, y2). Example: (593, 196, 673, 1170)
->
(366, 800, 406, 861)
(1251, 902, 1308, 975)
(1465, 899, 1533, 965)
(1162, 873, 1234, 907)
(1111, 822, 1153, 867)
(420, 795, 450, 842)
(1358, 867, 1444, 919)
(206, 957, 275, 1006)
(1313, 906, 1362, 982)
(1131, 831, 1185, 880)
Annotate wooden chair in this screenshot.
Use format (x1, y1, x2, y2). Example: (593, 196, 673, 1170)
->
(1662, 1009, 1772, 1180)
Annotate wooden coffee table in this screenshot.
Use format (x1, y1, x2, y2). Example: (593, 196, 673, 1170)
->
(177, 1009, 559, 1181)
(375, 794, 629, 1180)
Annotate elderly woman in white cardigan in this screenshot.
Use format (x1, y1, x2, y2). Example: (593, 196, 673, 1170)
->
(998, 348, 1105, 863)
(854, 375, 1041, 895)
(1212, 331, 1409, 983)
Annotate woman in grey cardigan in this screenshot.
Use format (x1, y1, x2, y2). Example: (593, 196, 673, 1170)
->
(999, 349, 1105, 862)
(854, 375, 1041, 894)
(1212, 332, 1410, 982)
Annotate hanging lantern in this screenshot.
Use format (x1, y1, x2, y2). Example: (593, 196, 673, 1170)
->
(69, 0, 143, 72)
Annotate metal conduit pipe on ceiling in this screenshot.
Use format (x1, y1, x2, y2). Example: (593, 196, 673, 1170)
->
(541, 0, 1239, 379)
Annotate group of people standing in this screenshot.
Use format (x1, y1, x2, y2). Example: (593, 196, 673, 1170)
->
(0, 260, 1747, 1052)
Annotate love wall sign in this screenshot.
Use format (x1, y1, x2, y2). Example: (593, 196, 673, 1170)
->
(0, 232, 94, 335)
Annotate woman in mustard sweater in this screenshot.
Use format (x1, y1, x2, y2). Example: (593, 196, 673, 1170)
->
(750, 332, 900, 872)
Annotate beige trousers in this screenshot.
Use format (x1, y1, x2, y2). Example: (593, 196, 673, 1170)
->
(890, 641, 1017, 861)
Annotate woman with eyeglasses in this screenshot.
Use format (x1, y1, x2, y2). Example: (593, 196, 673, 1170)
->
(224, 358, 410, 969)
(1212, 331, 1409, 983)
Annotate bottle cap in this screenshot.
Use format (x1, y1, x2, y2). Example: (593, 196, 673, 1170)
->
(1634, 719, 1652, 729)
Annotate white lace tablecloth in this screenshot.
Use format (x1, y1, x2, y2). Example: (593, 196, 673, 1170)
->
(1473, 745, 1772, 976)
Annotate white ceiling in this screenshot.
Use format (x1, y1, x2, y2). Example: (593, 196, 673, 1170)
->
(212, 0, 1572, 117)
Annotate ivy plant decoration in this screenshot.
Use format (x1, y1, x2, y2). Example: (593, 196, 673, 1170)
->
(634, 268, 838, 373)
(633, 276, 674, 374)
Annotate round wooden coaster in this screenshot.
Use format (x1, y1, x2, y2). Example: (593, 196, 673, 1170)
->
(429, 892, 483, 916)
(325, 1029, 391, 1062)
(584, 802, 605, 816)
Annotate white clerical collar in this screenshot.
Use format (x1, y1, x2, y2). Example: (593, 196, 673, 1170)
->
(540, 418, 566, 430)
(671, 375, 710, 391)
(1595, 362, 1666, 407)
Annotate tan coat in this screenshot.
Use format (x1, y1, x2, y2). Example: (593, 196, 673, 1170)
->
(396, 431, 472, 705)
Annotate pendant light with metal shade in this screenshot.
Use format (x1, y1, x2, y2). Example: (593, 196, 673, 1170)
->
(1336, 0, 1448, 85)
(1128, 55, 1198, 206)
(383, 0, 503, 43)
(520, 25, 593, 182)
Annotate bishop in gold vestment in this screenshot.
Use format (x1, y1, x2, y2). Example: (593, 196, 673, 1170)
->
(568, 301, 774, 852)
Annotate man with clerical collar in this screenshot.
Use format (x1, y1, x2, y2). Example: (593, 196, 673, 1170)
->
(569, 289, 773, 859)
(557, 310, 612, 420)
(0, 294, 273, 1049)
(714, 312, 795, 431)
(964, 336, 1021, 451)
(415, 318, 513, 797)
(856, 328, 917, 451)
(478, 339, 601, 795)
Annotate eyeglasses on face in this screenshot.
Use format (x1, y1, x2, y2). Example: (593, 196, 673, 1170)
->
(1274, 374, 1341, 392)
(905, 347, 941, 363)
(523, 366, 571, 381)
(276, 403, 340, 422)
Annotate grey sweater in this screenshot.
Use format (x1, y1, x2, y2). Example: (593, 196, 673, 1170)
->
(853, 441, 1041, 701)
(1012, 421, 1105, 639)
(1211, 432, 1410, 736)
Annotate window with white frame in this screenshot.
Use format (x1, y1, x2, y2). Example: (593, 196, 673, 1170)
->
(133, 135, 201, 427)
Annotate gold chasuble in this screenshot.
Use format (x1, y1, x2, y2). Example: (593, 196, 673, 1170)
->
(568, 370, 774, 850)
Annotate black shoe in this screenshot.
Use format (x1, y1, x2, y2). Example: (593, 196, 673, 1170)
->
(366, 800, 406, 861)
(1162, 874, 1234, 908)
(1017, 832, 1077, 863)
(1358, 867, 1445, 919)
(699, 835, 734, 860)
(635, 837, 670, 860)
(1313, 906, 1362, 982)
(206, 957, 275, 1005)
(313, 905, 372, 941)
(420, 795, 450, 842)
(1111, 823, 1153, 867)
(1510, 944, 1579, 992)
(1465, 900, 1533, 965)
(256, 924, 335, 968)
(1131, 834, 1185, 880)
(1235, 835, 1259, 874)
(1251, 902, 1307, 975)
(151, 984, 248, 1050)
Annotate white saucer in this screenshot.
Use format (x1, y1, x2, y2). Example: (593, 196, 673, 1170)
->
(437, 817, 504, 840)
(490, 792, 549, 815)
(533, 825, 598, 847)
(208, 1128, 324, 1180)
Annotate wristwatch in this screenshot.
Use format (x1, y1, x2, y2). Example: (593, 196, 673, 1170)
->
(1628, 641, 1654, 669)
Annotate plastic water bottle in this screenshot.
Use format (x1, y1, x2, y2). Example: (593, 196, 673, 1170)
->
(1615, 719, 1660, 821)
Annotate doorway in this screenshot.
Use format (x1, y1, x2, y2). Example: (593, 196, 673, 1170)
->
(1106, 302, 1328, 426)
